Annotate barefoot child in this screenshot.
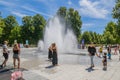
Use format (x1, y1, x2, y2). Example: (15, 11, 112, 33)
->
(102, 53, 107, 70)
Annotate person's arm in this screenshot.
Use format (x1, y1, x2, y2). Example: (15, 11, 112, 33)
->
(17, 47, 20, 54)
(56, 47, 58, 54)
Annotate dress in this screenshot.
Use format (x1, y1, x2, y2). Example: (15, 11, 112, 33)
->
(52, 48, 58, 65)
(48, 49, 52, 59)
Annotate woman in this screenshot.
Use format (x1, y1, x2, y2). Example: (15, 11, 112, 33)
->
(52, 43, 58, 66)
(48, 44, 53, 61)
(13, 43, 20, 69)
(0, 41, 9, 68)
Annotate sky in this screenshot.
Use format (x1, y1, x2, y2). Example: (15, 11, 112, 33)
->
(0, 0, 116, 34)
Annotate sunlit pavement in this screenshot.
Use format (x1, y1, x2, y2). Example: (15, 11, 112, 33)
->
(0, 47, 120, 80)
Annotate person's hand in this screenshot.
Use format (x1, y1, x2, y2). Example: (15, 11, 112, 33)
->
(89, 53, 91, 56)
(96, 53, 99, 57)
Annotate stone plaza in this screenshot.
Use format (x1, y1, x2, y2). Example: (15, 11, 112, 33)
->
(0, 47, 120, 80)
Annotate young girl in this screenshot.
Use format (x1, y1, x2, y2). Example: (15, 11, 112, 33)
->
(103, 53, 107, 70)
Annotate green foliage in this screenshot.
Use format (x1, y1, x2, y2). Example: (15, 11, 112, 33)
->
(2, 15, 18, 44)
(21, 14, 46, 44)
(21, 16, 34, 44)
(81, 31, 91, 44)
(9, 26, 21, 44)
(0, 13, 46, 45)
(0, 18, 5, 38)
(112, 0, 120, 44)
(81, 31, 103, 44)
(32, 14, 46, 44)
(103, 21, 117, 44)
(57, 7, 82, 39)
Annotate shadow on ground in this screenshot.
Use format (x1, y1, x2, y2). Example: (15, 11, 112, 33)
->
(0, 67, 27, 80)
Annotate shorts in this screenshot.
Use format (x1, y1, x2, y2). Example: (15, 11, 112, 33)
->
(3, 53, 9, 59)
(13, 54, 19, 59)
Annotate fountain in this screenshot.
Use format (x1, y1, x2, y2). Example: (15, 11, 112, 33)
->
(37, 15, 93, 65)
(38, 15, 78, 54)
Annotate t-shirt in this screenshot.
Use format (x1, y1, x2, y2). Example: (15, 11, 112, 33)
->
(88, 46, 96, 56)
(99, 47, 103, 53)
(3, 44, 8, 53)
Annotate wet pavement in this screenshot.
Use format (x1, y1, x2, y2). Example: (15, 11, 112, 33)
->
(0, 48, 120, 80)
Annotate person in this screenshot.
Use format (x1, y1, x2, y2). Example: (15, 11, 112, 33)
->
(118, 45, 120, 61)
(13, 43, 20, 69)
(48, 44, 53, 61)
(11, 71, 23, 80)
(0, 41, 9, 68)
(107, 45, 111, 60)
(88, 43, 98, 69)
(52, 43, 58, 66)
(114, 47, 118, 55)
(102, 53, 107, 70)
(99, 46, 103, 58)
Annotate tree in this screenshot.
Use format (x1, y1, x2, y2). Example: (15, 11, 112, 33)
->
(32, 14, 46, 44)
(112, 0, 120, 43)
(9, 26, 21, 44)
(57, 7, 67, 18)
(81, 31, 91, 44)
(57, 7, 82, 39)
(21, 14, 46, 44)
(21, 16, 34, 44)
(2, 15, 18, 44)
(0, 15, 5, 42)
(103, 21, 117, 44)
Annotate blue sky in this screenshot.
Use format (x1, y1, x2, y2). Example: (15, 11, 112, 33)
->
(0, 0, 116, 34)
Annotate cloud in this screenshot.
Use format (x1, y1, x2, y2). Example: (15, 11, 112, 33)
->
(11, 11, 28, 18)
(79, 0, 109, 19)
(99, 0, 115, 8)
(0, 0, 15, 7)
(22, 6, 53, 17)
(68, 1, 72, 5)
(82, 23, 94, 27)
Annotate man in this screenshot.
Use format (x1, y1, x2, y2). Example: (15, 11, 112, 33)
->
(88, 43, 97, 69)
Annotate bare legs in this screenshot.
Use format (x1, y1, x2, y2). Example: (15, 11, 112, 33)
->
(13, 58, 20, 69)
(1, 59, 8, 67)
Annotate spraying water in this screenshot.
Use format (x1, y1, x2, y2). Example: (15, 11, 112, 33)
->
(38, 15, 78, 54)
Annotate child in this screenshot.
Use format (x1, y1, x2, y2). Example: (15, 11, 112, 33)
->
(99, 46, 103, 58)
(102, 53, 107, 70)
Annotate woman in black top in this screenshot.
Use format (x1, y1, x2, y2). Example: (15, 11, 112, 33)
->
(52, 43, 58, 66)
(13, 43, 20, 69)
